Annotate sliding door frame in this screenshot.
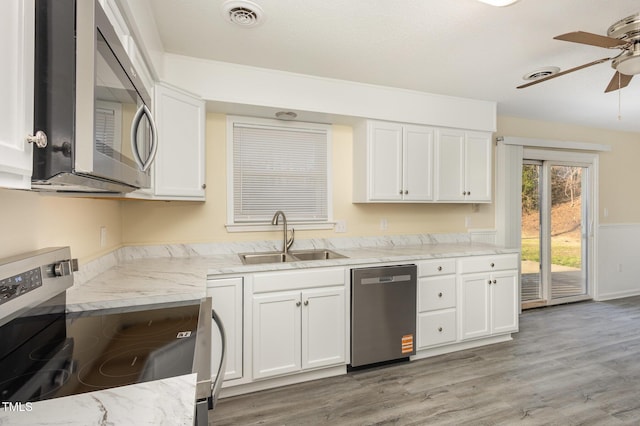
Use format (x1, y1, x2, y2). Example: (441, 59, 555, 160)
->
(496, 137, 607, 302)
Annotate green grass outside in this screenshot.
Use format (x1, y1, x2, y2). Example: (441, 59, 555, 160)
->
(521, 238, 581, 269)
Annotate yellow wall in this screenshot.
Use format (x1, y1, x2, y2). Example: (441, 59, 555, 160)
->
(0, 189, 122, 262)
(120, 113, 495, 245)
(497, 116, 640, 224)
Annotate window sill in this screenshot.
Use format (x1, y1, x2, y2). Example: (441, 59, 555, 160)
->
(225, 222, 335, 233)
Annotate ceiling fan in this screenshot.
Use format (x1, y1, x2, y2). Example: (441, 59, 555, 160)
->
(518, 12, 640, 92)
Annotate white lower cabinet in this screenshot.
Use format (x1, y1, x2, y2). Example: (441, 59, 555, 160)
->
(207, 277, 243, 382)
(252, 286, 345, 380)
(459, 255, 519, 341)
(416, 259, 457, 349)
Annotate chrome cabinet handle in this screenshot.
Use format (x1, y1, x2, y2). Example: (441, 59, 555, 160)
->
(304, 300, 309, 306)
(438, 327, 443, 332)
(26, 130, 48, 148)
(490, 262, 495, 267)
(131, 104, 158, 172)
(404, 190, 408, 194)
(437, 266, 443, 271)
(438, 292, 443, 298)
(488, 280, 492, 284)
(493, 279, 497, 284)
(296, 301, 301, 307)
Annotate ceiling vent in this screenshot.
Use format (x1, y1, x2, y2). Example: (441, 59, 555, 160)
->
(222, 0, 265, 28)
(523, 66, 560, 81)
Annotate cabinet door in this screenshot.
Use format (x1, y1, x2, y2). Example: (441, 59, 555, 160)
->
(252, 291, 301, 379)
(403, 125, 434, 201)
(369, 122, 403, 200)
(460, 273, 491, 340)
(435, 129, 465, 201)
(208, 277, 243, 381)
(153, 83, 206, 199)
(490, 270, 518, 334)
(302, 287, 345, 370)
(0, 0, 34, 189)
(465, 132, 492, 202)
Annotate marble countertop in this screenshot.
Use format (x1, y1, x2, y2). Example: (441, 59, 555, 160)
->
(68, 234, 519, 311)
(0, 373, 197, 426)
(66, 256, 213, 312)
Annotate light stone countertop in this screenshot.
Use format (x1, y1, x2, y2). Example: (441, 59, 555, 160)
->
(67, 234, 519, 312)
(0, 373, 197, 426)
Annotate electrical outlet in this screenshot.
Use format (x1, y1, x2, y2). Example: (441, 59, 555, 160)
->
(335, 220, 347, 233)
(380, 218, 388, 231)
(465, 216, 471, 228)
(100, 226, 107, 248)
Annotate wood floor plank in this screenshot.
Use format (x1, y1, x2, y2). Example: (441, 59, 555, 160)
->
(210, 297, 640, 425)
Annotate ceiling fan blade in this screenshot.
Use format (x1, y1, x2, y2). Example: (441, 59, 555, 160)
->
(604, 71, 633, 93)
(554, 31, 628, 48)
(517, 57, 612, 89)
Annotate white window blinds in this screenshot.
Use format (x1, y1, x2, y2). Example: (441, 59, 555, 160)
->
(232, 122, 329, 223)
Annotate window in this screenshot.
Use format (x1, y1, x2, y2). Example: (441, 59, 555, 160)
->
(227, 116, 332, 231)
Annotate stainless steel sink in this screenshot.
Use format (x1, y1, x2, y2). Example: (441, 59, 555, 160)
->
(238, 252, 298, 265)
(238, 249, 347, 264)
(289, 249, 347, 261)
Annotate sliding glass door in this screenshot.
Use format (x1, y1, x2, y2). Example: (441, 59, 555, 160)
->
(521, 157, 591, 308)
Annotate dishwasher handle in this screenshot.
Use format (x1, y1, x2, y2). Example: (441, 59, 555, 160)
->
(361, 274, 412, 285)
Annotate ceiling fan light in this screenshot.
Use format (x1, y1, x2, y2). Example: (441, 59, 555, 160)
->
(616, 55, 640, 76)
(477, 0, 520, 6)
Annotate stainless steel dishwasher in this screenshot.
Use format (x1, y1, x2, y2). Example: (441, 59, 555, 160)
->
(350, 264, 417, 368)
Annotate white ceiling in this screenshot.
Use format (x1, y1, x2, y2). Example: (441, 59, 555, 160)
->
(148, 0, 640, 133)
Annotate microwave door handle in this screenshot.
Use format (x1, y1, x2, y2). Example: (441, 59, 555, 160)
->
(130, 104, 158, 172)
(143, 104, 158, 171)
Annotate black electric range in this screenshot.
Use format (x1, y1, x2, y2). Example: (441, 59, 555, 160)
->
(0, 247, 215, 425)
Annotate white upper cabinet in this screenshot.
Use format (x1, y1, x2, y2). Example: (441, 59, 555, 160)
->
(435, 129, 492, 202)
(0, 0, 35, 189)
(354, 120, 434, 202)
(153, 83, 206, 199)
(129, 83, 206, 200)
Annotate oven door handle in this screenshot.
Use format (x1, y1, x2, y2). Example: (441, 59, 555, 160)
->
(210, 308, 227, 410)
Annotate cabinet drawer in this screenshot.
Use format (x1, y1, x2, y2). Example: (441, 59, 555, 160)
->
(417, 310, 456, 348)
(458, 254, 518, 274)
(417, 259, 456, 277)
(418, 276, 456, 312)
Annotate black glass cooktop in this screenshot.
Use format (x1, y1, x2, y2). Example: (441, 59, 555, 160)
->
(0, 298, 200, 403)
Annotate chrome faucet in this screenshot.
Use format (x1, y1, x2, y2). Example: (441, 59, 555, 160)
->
(271, 210, 295, 254)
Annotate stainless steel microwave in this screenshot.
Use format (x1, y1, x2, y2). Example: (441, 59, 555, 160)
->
(32, 0, 157, 193)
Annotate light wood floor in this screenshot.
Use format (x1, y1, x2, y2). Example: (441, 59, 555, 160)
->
(210, 296, 640, 425)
